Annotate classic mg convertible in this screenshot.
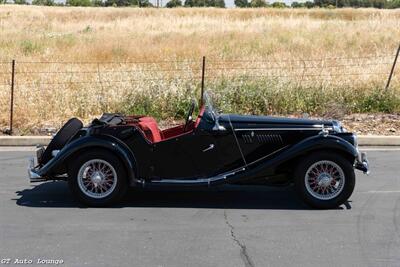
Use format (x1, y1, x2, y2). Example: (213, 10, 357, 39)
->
(28, 91, 369, 208)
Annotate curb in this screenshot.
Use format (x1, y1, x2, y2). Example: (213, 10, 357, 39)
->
(357, 135, 400, 146)
(0, 135, 400, 146)
(0, 136, 51, 146)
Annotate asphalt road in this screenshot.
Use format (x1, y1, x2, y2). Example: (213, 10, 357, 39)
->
(0, 148, 399, 267)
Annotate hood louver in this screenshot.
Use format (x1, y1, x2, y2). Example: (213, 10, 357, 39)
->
(242, 133, 283, 144)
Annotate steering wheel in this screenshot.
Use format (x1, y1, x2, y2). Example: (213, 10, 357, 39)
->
(183, 100, 196, 132)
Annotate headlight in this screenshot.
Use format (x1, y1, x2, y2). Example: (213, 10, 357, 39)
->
(332, 120, 344, 133)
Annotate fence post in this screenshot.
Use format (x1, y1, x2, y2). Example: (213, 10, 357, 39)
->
(385, 44, 400, 90)
(200, 56, 205, 106)
(8, 59, 15, 135)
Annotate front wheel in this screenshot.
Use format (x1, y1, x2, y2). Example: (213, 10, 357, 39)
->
(68, 150, 127, 207)
(294, 152, 355, 209)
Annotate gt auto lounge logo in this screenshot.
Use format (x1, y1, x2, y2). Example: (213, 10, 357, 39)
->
(1, 258, 64, 265)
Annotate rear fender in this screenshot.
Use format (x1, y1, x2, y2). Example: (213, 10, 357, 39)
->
(37, 135, 137, 184)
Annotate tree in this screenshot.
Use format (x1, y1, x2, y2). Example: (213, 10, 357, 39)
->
(250, 0, 267, 7)
(213, 0, 225, 7)
(32, 0, 54, 5)
(67, 0, 91, 6)
(14, 0, 28, 4)
(184, 0, 225, 7)
(291, 1, 304, 7)
(105, 0, 135, 6)
(92, 0, 104, 6)
(235, 0, 248, 7)
(304, 1, 314, 7)
(272, 1, 286, 7)
(166, 0, 182, 7)
(139, 0, 153, 6)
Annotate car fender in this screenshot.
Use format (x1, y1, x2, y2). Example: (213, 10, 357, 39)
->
(225, 134, 358, 184)
(37, 135, 138, 184)
(284, 134, 358, 160)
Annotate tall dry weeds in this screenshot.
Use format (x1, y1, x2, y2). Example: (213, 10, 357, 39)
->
(0, 6, 399, 133)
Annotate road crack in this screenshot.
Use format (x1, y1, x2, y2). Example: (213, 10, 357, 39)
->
(224, 210, 255, 267)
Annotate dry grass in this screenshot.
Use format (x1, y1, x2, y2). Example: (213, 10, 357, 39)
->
(0, 5, 399, 133)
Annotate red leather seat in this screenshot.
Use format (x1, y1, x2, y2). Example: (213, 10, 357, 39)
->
(138, 117, 162, 143)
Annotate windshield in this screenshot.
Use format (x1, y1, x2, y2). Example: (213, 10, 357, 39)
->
(203, 91, 215, 112)
(201, 90, 218, 124)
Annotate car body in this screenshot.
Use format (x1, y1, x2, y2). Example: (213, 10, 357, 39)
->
(28, 91, 369, 208)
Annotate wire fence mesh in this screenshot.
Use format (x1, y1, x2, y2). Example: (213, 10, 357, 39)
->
(0, 54, 399, 134)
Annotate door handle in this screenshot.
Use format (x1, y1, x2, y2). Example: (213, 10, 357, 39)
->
(202, 144, 215, 152)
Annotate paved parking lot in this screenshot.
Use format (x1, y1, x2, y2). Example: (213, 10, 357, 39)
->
(0, 148, 399, 267)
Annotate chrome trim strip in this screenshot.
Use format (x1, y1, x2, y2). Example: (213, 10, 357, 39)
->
(151, 168, 246, 185)
(235, 127, 333, 131)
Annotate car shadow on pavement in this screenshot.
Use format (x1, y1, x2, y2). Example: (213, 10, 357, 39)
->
(14, 181, 351, 210)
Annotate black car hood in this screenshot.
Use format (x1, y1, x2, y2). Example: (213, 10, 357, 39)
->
(219, 114, 333, 127)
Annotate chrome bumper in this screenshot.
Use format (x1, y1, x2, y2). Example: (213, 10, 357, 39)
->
(28, 157, 46, 182)
(355, 151, 369, 174)
(28, 146, 47, 182)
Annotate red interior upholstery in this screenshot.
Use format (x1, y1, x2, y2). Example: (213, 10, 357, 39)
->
(136, 106, 205, 143)
(137, 117, 163, 143)
(195, 106, 205, 128)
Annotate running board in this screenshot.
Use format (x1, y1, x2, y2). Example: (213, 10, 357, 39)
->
(147, 168, 246, 187)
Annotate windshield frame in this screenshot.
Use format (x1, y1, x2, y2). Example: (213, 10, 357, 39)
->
(202, 90, 218, 122)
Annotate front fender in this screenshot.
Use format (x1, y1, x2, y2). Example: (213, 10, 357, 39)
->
(285, 134, 358, 159)
(37, 135, 137, 184)
(226, 134, 358, 183)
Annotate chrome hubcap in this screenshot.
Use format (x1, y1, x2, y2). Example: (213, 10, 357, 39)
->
(305, 160, 345, 200)
(77, 159, 117, 199)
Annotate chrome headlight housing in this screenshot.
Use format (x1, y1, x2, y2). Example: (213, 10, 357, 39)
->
(332, 120, 346, 133)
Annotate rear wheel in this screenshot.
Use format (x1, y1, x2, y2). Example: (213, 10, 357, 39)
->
(68, 150, 127, 207)
(294, 152, 355, 209)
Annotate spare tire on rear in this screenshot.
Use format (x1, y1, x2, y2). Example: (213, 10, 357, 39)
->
(40, 118, 83, 165)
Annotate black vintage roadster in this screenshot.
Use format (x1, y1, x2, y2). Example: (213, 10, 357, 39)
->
(28, 91, 369, 208)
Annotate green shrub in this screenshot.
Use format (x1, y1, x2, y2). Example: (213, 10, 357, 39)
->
(184, 0, 225, 7)
(304, 1, 314, 7)
(67, 0, 92, 6)
(235, 0, 249, 7)
(105, 0, 132, 5)
(291, 1, 305, 7)
(166, 0, 182, 7)
(272, 1, 287, 7)
(92, 0, 104, 5)
(14, 0, 28, 4)
(20, 40, 43, 55)
(250, 0, 267, 7)
(32, 0, 54, 5)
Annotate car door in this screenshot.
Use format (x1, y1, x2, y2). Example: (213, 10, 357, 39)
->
(150, 129, 221, 179)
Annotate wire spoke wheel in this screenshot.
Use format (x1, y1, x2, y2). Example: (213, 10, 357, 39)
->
(305, 160, 345, 201)
(77, 159, 118, 199)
